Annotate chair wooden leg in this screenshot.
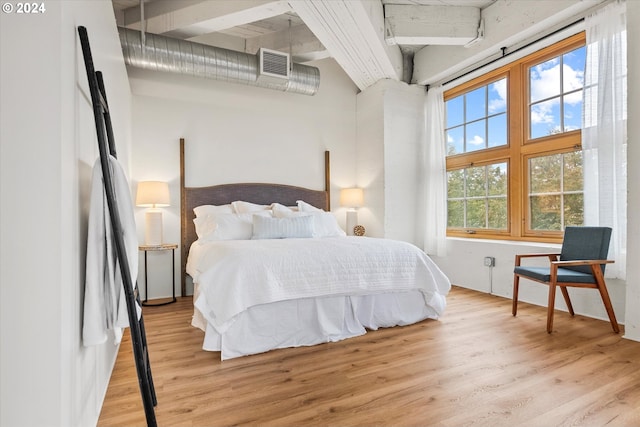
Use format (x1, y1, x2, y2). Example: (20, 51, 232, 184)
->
(512, 274, 520, 316)
(560, 286, 574, 316)
(547, 282, 557, 333)
(593, 269, 620, 333)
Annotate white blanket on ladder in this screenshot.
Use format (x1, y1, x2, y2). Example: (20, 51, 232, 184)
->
(83, 155, 140, 346)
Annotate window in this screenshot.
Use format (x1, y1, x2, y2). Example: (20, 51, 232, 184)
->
(446, 78, 507, 155)
(528, 151, 583, 231)
(447, 162, 508, 230)
(529, 46, 586, 139)
(445, 33, 586, 242)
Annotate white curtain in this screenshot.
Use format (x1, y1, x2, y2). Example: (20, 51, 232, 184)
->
(582, 0, 627, 279)
(423, 86, 448, 257)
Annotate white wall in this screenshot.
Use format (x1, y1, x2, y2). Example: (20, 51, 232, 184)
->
(356, 79, 425, 243)
(128, 58, 359, 298)
(383, 84, 425, 244)
(1, 2, 132, 426)
(356, 82, 386, 237)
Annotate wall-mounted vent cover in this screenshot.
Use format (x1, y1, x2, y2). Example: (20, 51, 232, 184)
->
(258, 48, 290, 82)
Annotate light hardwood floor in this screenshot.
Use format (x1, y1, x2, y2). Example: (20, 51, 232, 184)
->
(99, 287, 640, 426)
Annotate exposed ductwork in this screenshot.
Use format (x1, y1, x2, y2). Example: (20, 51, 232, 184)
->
(118, 27, 320, 96)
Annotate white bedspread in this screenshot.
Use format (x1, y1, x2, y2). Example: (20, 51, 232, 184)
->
(187, 237, 451, 334)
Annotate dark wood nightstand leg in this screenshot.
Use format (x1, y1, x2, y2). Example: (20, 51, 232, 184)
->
(143, 250, 149, 304)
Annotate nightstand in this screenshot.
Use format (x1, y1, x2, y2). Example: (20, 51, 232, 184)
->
(139, 243, 178, 306)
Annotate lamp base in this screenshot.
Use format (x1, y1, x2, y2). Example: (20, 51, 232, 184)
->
(145, 210, 163, 246)
(346, 210, 358, 236)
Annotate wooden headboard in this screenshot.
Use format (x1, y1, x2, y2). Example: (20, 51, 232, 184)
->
(179, 138, 331, 296)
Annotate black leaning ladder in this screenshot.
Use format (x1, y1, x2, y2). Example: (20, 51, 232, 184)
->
(78, 26, 157, 427)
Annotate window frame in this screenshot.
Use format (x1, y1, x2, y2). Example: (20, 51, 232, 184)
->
(444, 32, 586, 243)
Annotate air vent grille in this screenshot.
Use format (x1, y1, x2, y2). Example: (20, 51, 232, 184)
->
(259, 48, 290, 80)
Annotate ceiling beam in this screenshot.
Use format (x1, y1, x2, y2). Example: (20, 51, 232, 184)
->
(244, 24, 326, 58)
(121, 0, 204, 27)
(123, 0, 293, 36)
(291, 0, 403, 90)
(384, 5, 480, 45)
(412, 0, 603, 86)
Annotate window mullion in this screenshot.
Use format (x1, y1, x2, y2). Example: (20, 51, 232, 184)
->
(509, 63, 524, 238)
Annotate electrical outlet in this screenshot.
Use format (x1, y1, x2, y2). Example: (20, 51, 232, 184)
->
(483, 256, 495, 267)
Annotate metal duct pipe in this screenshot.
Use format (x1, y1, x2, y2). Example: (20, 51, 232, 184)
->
(118, 27, 320, 96)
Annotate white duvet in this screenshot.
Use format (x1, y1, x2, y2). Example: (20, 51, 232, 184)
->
(187, 236, 451, 335)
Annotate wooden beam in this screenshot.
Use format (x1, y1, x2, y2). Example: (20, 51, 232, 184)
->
(291, 0, 402, 90)
(123, 0, 293, 36)
(384, 5, 480, 46)
(244, 23, 326, 57)
(325, 150, 331, 211)
(179, 137, 186, 298)
(122, 0, 203, 27)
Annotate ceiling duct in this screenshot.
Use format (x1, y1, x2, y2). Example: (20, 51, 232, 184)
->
(118, 27, 320, 96)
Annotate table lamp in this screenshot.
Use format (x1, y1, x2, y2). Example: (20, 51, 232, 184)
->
(136, 181, 170, 245)
(340, 187, 364, 236)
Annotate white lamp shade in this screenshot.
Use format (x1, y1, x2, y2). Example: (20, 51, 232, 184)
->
(136, 181, 170, 207)
(340, 187, 364, 208)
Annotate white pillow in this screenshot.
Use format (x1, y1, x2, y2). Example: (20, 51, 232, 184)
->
(232, 200, 270, 213)
(193, 215, 217, 239)
(297, 200, 324, 212)
(271, 203, 298, 217)
(193, 204, 233, 218)
(271, 207, 345, 238)
(252, 214, 315, 239)
(195, 211, 272, 241)
(312, 212, 346, 237)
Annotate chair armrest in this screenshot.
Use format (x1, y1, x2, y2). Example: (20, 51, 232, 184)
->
(551, 259, 614, 267)
(514, 253, 560, 266)
(516, 253, 561, 259)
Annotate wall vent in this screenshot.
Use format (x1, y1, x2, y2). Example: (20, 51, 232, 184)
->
(258, 48, 290, 82)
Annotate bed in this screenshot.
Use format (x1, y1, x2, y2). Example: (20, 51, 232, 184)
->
(180, 140, 451, 360)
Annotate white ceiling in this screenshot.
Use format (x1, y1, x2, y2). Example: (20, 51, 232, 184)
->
(112, 0, 496, 90)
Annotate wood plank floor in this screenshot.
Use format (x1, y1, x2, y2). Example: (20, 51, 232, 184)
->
(99, 287, 640, 426)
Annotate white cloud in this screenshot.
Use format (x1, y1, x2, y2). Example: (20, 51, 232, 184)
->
(531, 101, 556, 125)
(530, 60, 583, 105)
(563, 63, 584, 93)
(469, 135, 484, 146)
(564, 90, 582, 105)
(530, 60, 560, 102)
(529, 57, 584, 126)
(488, 78, 507, 114)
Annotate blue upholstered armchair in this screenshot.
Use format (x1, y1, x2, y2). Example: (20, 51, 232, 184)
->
(512, 226, 619, 333)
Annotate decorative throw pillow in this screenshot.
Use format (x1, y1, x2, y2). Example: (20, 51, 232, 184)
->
(252, 214, 315, 239)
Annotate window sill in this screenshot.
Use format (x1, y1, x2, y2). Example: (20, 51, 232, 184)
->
(446, 236, 562, 249)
